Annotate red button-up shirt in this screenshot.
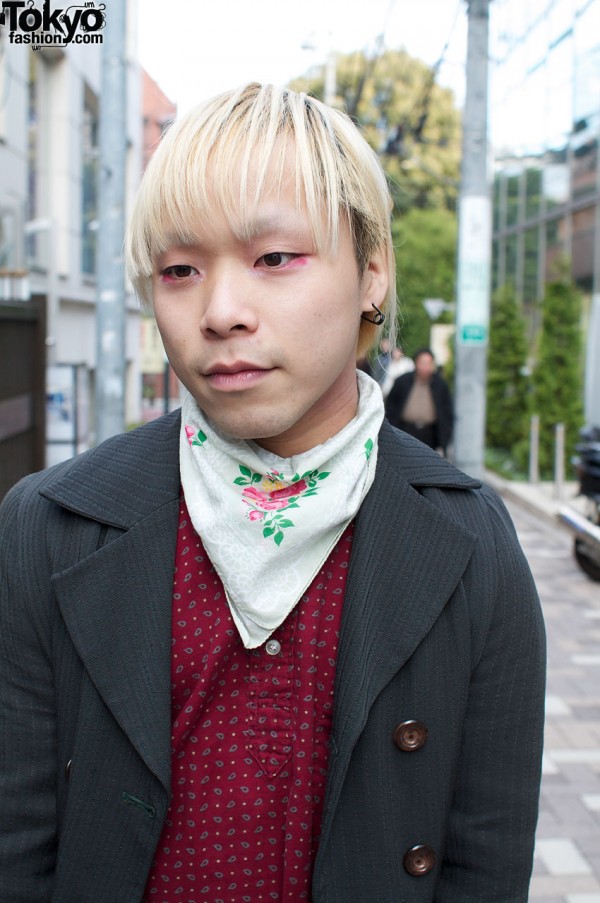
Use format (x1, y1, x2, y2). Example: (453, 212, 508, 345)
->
(144, 497, 352, 902)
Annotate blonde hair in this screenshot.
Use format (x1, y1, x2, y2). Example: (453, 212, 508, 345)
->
(125, 82, 396, 356)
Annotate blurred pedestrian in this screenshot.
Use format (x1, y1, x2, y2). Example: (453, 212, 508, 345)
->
(370, 336, 391, 385)
(385, 347, 454, 454)
(381, 344, 414, 398)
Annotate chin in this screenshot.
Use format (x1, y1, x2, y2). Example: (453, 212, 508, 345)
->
(209, 411, 298, 444)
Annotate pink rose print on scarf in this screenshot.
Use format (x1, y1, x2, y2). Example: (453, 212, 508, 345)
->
(241, 480, 309, 512)
(185, 425, 207, 448)
(247, 509, 265, 522)
(233, 467, 330, 546)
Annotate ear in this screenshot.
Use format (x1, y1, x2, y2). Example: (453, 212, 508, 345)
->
(360, 247, 390, 315)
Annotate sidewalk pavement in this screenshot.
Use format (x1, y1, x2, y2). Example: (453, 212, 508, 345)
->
(483, 471, 587, 526)
(484, 469, 600, 903)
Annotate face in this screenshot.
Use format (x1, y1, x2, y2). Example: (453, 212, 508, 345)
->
(152, 164, 388, 458)
(414, 352, 436, 381)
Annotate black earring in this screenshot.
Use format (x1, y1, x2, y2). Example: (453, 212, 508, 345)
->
(361, 304, 385, 326)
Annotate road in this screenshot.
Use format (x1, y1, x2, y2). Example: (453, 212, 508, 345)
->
(504, 498, 600, 903)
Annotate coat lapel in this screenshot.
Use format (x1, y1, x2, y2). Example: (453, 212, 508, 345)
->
(52, 499, 179, 792)
(42, 412, 182, 793)
(320, 423, 480, 850)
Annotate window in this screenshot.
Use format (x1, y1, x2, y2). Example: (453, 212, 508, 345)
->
(506, 233, 519, 287)
(525, 164, 543, 219)
(543, 146, 570, 209)
(545, 217, 567, 280)
(0, 26, 6, 143)
(81, 84, 99, 276)
(523, 227, 540, 304)
(25, 54, 40, 266)
(506, 170, 522, 227)
(572, 205, 594, 288)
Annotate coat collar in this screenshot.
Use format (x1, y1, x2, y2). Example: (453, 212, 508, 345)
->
(40, 414, 480, 525)
(40, 409, 182, 528)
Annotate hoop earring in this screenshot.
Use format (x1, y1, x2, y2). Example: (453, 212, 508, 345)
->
(361, 304, 385, 326)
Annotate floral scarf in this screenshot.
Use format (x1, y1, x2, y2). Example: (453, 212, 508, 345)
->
(179, 370, 384, 648)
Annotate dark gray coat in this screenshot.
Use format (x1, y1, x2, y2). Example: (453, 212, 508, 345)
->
(0, 413, 546, 902)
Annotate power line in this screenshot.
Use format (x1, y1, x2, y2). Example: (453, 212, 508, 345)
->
(347, 0, 398, 117)
(383, 0, 463, 153)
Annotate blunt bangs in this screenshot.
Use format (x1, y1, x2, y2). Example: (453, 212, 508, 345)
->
(125, 82, 396, 354)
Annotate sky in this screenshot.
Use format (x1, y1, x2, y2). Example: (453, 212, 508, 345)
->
(136, 0, 468, 115)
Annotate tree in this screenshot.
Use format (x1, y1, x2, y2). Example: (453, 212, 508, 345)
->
(392, 207, 457, 354)
(289, 49, 462, 214)
(486, 283, 530, 454)
(531, 266, 584, 478)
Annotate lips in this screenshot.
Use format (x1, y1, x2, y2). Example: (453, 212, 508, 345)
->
(204, 361, 273, 390)
(205, 361, 266, 376)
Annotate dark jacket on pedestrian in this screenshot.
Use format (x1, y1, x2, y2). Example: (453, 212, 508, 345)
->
(385, 370, 454, 453)
(0, 412, 545, 902)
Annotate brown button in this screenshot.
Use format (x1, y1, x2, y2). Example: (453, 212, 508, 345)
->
(393, 720, 428, 751)
(403, 844, 436, 876)
(65, 759, 72, 781)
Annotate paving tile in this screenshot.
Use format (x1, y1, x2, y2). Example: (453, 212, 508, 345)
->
(543, 754, 561, 776)
(530, 875, 600, 896)
(547, 694, 574, 716)
(548, 751, 600, 764)
(535, 838, 592, 875)
(547, 723, 600, 748)
(582, 795, 600, 812)
(489, 498, 600, 901)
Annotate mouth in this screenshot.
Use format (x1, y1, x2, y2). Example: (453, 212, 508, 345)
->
(205, 361, 265, 376)
(204, 361, 273, 390)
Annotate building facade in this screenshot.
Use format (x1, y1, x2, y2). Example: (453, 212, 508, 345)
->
(490, 0, 600, 423)
(139, 69, 180, 422)
(0, 3, 143, 467)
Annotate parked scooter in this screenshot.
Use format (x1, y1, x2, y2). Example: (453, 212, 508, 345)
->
(560, 426, 600, 581)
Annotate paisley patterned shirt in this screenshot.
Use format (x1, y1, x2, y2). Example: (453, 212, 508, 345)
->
(144, 495, 352, 902)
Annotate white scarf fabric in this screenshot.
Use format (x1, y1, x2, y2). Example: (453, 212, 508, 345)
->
(179, 370, 384, 648)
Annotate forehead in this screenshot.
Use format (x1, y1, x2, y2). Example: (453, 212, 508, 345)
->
(152, 145, 342, 259)
(161, 207, 318, 256)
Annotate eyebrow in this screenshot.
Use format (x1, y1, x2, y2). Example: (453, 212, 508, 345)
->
(163, 217, 311, 248)
(158, 205, 316, 259)
(235, 211, 312, 241)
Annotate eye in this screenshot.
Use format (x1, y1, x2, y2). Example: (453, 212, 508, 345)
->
(161, 264, 199, 280)
(257, 252, 298, 269)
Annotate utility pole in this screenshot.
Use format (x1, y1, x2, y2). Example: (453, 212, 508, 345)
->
(453, 0, 492, 477)
(324, 44, 337, 106)
(95, 0, 127, 443)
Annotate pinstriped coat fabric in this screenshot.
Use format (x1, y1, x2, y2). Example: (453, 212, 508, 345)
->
(0, 412, 546, 903)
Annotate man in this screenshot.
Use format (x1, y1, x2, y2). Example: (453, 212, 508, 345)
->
(385, 347, 454, 454)
(381, 344, 414, 398)
(0, 83, 545, 903)
(369, 336, 391, 385)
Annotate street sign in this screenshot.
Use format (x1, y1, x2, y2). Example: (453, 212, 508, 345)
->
(460, 324, 487, 344)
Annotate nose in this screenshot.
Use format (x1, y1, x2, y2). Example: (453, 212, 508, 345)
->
(199, 265, 259, 338)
